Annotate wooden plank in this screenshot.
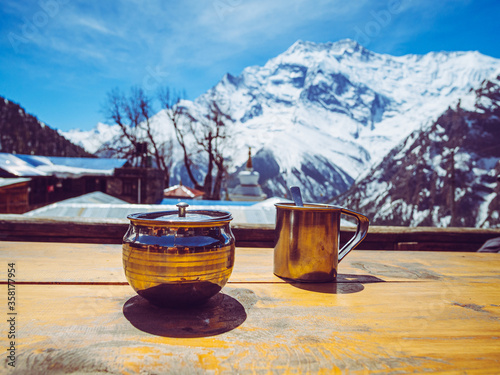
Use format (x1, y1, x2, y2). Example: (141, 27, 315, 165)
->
(2, 242, 500, 284)
(0, 242, 126, 284)
(2, 214, 500, 250)
(3, 281, 499, 374)
(0, 215, 277, 247)
(377, 226, 500, 244)
(0, 214, 128, 244)
(342, 226, 500, 251)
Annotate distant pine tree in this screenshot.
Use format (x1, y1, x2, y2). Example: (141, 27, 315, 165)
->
(0, 96, 94, 157)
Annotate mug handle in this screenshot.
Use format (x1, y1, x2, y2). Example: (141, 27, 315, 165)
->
(338, 208, 370, 262)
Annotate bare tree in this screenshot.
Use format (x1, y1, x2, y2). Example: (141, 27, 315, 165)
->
(101, 86, 173, 186)
(157, 87, 203, 191)
(192, 100, 231, 200)
(158, 87, 232, 199)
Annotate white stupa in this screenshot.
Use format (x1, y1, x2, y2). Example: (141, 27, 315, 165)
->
(229, 148, 267, 201)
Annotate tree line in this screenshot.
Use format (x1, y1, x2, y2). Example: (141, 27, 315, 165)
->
(0, 96, 92, 157)
(100, 86, 232, 200)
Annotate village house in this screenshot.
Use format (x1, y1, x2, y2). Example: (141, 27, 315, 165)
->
(0, 153, 165, 213)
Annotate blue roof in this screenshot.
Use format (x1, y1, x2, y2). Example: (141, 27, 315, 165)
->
(45, 156, 127, 170)
(0, 153, 46, 177)
(15, 154, 52, 167)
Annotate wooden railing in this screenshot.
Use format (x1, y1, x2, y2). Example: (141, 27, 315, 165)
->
(1, 214, 499, 251)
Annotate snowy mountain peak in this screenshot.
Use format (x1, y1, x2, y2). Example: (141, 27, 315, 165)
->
(285, 39, 367, 57)
(63, 40, 500, 204)
(273, 38, 373, 68)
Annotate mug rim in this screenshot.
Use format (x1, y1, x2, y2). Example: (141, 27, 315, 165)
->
(274, 202, 343, 211)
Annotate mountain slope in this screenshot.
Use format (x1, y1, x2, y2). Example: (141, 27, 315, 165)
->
(63, 40, 500, 202)
(337, 71, 500, 227)
(182, 40, 500, 201)
(0, 97, 93, 157)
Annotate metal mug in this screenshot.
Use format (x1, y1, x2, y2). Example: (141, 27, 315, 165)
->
(274, 203, 369, 282)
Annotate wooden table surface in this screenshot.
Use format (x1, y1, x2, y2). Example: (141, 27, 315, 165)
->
(1, 241, 500, 374)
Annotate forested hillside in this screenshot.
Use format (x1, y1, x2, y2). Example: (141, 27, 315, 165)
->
(0, 96, 93, 157)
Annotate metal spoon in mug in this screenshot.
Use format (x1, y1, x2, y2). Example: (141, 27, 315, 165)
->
(290, 186, 304, 207)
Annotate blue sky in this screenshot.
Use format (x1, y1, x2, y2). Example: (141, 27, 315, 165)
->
(1, 0, 499, 132)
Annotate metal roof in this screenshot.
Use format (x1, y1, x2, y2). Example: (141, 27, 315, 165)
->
(24, 193, 278, 225)
(48, 191, 129, 204)
(23, 194, 356, 226)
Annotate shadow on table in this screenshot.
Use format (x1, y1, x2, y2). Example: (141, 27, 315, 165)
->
(123, 293, 246, 338)
(287, 274, 385, 294)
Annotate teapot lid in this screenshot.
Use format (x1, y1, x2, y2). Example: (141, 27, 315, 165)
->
(127, 202, 233, 226)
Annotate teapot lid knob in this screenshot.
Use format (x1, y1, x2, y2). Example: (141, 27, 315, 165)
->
(176, 202, 189, 217)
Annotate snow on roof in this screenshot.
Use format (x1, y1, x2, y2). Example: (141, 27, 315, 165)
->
(164, 184, 204, 198)
(50, 191, 129, 205)
(46, 156, 127, 170)
(14, 154, 53, 167)
(0, 154, 47, 177)
(35, 164, 110, 178)
(0, 153, 127, 178)
(252, 197, 292, 207)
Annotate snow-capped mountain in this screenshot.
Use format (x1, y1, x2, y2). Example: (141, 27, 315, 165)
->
(337, 70, 500, 228)
(62, 39, 500, 202)
(62, 122, 123, 154)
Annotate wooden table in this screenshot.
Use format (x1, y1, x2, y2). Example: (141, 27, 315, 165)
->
(1, 241, 500, 374)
